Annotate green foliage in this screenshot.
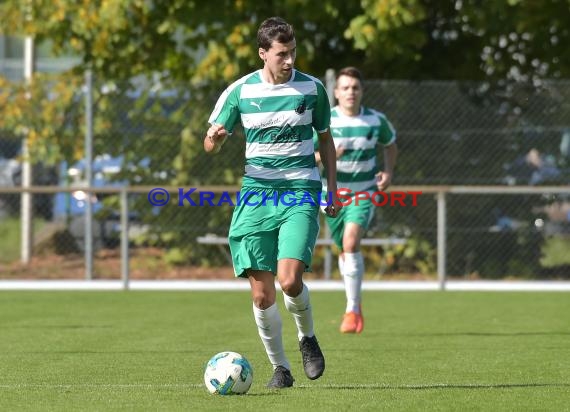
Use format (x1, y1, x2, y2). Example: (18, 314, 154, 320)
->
(2, 0, 569, 165)
(540, 236, 570, 268)
(345, 0, 427, 75)
(0, 74, 85, 164)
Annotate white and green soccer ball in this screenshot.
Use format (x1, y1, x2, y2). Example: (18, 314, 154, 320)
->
(204, 351, 253, 395)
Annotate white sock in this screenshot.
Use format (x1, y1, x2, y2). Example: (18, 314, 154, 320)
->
(338, 253, 345, 276)
(252, 302, 290, 370)
(283, 283, 314, 340)
(342, 252, 364, 313)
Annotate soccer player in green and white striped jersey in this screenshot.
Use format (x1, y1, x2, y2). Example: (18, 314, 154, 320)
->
(315, 67, 398, 334)
(204, 17, 342, 389)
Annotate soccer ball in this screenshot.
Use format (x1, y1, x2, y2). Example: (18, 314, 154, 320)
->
(204, 351, 253, 395)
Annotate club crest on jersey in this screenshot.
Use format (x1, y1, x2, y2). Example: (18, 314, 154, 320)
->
(295, 99, 306, 115)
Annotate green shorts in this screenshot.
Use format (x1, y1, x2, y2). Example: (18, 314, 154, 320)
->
(324, 194, 375, 250)
(228, 187, 321, 278)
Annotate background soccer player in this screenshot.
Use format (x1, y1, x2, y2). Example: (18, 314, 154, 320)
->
(315, 66, 398, 334)
(204, 17, 341, 388)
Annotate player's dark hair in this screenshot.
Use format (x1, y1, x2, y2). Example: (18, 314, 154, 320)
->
(257, 17, 295, 50)
(336, 67, 363, 83)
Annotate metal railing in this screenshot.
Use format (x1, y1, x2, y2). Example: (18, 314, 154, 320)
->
(2, 184, 569, 289)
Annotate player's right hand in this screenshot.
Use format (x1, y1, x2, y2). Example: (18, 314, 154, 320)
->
(207, 124, 228, 143)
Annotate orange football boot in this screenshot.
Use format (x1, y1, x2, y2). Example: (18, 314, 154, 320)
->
(340, 306, 364, 334)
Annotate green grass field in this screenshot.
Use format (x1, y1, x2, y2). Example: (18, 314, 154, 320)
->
(1, 291, 569, 411)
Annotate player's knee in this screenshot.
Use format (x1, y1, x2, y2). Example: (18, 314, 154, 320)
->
(279, 276, 302, 297)
(251, 293, 275, 310)
(343, 234, 362, 252)
(251, 288, 275, 310)
(343, 242, 359, 253)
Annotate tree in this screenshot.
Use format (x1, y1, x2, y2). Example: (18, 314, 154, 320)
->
(345, 0, 570, 82)
(2, 0, 568, 166)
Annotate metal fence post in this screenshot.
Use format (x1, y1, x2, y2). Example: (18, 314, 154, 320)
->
(437, 190, 447, 290)
(20, 35, 34, 264)
(323, 68, 336, 280)
(84, 69, 94, 280)
(120, 188, 130, 290)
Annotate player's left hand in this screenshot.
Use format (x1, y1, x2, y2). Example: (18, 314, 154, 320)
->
(375, 171, 393, 192)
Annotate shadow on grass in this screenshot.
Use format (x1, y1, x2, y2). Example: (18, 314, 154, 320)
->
(1, 325, 113, 329)
(12, 350, 213, 354)
(296, 382, 570, 390)
(399, 331, 570, 337)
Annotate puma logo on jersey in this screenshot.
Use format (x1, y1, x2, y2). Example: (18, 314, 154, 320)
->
(250, 101, 262, 110)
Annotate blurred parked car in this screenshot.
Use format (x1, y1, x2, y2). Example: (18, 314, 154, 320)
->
(53, 154, 149, 249)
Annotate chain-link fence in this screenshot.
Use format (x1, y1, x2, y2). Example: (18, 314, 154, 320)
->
(1, 75, 569, 281)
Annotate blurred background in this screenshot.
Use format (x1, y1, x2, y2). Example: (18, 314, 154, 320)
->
(0, 0, 569, 281)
